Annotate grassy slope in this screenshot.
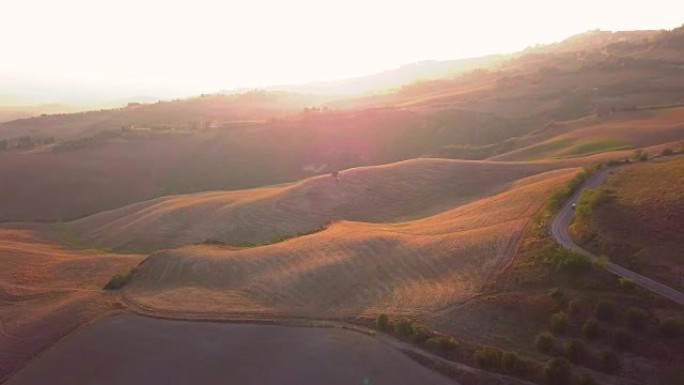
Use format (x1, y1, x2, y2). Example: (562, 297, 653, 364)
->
(0, 226, 143, 382)
(491, 107, 684, 161)
(123, 168, 576, 319)
(573, 155, 684, 289)
(68, 159, 565, 252)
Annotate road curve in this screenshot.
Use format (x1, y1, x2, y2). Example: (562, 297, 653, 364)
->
(551, 167, 684, 306)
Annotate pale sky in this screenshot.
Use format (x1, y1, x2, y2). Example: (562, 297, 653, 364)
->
(1, 0, 682, 104)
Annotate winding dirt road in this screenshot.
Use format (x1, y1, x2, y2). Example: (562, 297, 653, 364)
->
(550, 167, 684, 306)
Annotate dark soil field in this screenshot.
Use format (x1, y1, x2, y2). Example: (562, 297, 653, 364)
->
(7, 314, 456, 385)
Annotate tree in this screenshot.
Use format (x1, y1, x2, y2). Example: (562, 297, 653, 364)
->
(501, 351, 528, 376)
(474, 347, 502, 369)
(535, 332, 555, 353)
(545, 357, 572, 385)
(16, 136, 34, 150)
(582, 318, 600, 339)
(394, 318, 413, 337)
(375, 314, 389, 331)
(565, 339, 585, 363)
(618, 277, 636, 292)
(551, 312, 569, 334)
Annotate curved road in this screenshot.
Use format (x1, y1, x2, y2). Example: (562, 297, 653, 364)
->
(551, 166, 684, 306)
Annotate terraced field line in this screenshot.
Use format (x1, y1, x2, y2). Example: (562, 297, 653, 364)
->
(551, 167, 684, 306)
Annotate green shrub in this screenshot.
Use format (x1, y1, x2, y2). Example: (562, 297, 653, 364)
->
(501, 351, 528, 376)
(394, 318, 414, 337)
(575, 187, 611, 222)
(556, 249, 591, 274)
(568, 299, 582, 315)
(599, 349, 621, 373)
(593, 255, 610, 269)
(626, 307, 648, 331)
(613, 329, 634, 350)
(104, 268, 136, 290)
(661, 147, 674, 156)
(0, 139, 8, 151)
(545, 357, 572, 385)
(582, 318, 600, 339)
(618, 277, 636, 292)
(411, 324, 430, 344)
(425, 338, 441, 351)
(550, 288, 565, 301)
(438, 336, 459, 350)
(564, 339, 585, 363)
(595, 300, 616, 322)
(551, 312, 569, 334)
(376, 314, 389, 331)
(535, 332, 555, 353)
(474, 347, 502, 369)
(579, 374, 597, 385)
(659, 318, 682, 338)
(633, 149, 648, 162)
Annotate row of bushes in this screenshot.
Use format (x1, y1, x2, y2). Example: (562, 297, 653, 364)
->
(375, 314, 459, 351)
(546, 162, 609, 212)
(104, 267, 137, 290)
(473, 347, 530, 377)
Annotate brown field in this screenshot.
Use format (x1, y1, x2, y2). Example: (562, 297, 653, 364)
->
(122, 168, 576, 319)
(68, 158, 567, 252)
(0, 226, 143, 383)
(574, 155, 684, 288)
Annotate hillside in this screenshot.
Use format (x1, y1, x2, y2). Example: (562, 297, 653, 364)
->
(490, 106, 684, 161)
(122, 168, 576, 318)
(571, 155, 684, 288)
(68, 159, 564, 252)
(0, 226, 143, 382)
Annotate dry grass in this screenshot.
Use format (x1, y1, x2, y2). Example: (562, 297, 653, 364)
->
(0, 226, 143, 382)
(123, 168, 577, 319)
(574, 155, 684, 288)
(493, 107, 684, 161)
(68, 158, 565, 252)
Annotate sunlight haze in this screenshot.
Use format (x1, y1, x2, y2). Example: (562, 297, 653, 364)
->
(2, 0, 683, 103)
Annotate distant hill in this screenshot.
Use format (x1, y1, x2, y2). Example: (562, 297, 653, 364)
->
(264, 55, 505, 95)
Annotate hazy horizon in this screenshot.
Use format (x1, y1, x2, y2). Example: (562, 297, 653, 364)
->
(3, 0, 683, 106)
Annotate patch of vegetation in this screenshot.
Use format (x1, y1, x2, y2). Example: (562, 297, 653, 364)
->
(564, 139, 626, 156)
(473, 347, 502, 369)
(582, 318, 600, 339)
(633, 149, 648, 162)
(231, 226, 328, 248)
(550, 312, 569, 334)
(501, 351, 529, 376)
(375, 313, 389, 331)
(104, 267, 137, 290)
(564, 339, 585, 363)
(574, 186, 611, 222)
(545, 162, 606, 213)
(535, 332, 555, 353)
(617, 277, 636, 292)
(626, 307, 648, 331)
(545, 357, 572, 385)
(197, 238, 227, 246)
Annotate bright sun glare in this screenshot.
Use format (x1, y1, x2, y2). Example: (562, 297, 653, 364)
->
(2, 0, 683, 102)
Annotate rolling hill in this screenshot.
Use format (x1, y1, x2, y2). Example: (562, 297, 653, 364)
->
(122, 167, 577, 318)
(67, 158, 565, 252)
